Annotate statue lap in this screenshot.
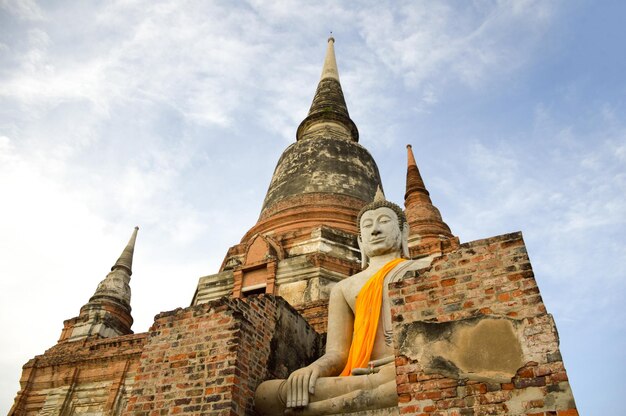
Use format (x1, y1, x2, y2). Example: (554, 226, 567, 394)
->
(255, 364, 397, 416)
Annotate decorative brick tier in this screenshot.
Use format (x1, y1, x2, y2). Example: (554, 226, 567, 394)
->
(10, 333, 148, 415)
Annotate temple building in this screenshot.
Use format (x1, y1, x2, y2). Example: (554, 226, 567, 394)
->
(10, 38, 577, 415)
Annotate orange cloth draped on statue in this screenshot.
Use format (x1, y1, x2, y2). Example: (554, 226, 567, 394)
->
(340, 258, 406, 376)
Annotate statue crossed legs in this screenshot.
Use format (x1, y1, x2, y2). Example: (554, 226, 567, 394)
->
(255, 361, 397, 415)
(255, 194, 429, 415)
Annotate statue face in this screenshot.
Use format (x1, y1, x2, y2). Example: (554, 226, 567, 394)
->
(359, 207, 402, 258)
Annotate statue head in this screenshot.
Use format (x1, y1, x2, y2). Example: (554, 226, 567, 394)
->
(357, 188, 409, 268)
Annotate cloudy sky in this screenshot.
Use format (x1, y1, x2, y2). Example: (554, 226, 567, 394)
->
(1, 0, 624, 414)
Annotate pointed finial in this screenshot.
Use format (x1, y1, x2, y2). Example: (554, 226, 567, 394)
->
(405, 144, 429, 203)
(403, 144, 456, 253)
(374, 185, 386, 202)
(112, 226, 139, 275)
(407, 144, 417, 167)
(320, 34, 339, 81)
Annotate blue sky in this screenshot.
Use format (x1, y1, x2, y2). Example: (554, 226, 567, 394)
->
(1, 1, 625, 414)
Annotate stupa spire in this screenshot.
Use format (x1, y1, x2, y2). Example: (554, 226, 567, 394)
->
(405, 144, 429, 201)
(296, 37, 359, 142)
(92, 226, 138, 305)
(234, 37, 382, 251)
(320, 35, 340, 81)
(58, 227, 138, 342)
(112, 226, 139, 275)
(403, 144, 457, 257)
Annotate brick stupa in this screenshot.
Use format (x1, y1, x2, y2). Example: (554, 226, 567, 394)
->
(10, 38, 577, 416)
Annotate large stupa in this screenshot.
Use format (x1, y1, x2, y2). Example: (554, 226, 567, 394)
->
(9, 38, 576, 416)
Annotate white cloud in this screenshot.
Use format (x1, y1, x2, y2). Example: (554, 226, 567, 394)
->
(2, 2, 274, 130)
(1, 0, 44, 21)
(354, 0, 555, 113)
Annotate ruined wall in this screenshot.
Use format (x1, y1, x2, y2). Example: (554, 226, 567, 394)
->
(10, 333, 147, 415)
(389, 232, 577, 416)
(123, 295, 322, 416)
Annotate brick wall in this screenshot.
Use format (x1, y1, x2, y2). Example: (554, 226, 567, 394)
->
(124, 295, 322, 416)
(389, 232, 577, 416)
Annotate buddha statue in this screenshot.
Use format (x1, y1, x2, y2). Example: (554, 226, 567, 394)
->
(255, 191, 430, 415)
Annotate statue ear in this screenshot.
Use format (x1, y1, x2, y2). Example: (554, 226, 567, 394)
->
(401, 222, 410, 259)
(358, 235, 368, 269)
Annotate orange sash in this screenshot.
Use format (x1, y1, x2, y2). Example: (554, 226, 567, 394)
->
(340, 258, 406, 376)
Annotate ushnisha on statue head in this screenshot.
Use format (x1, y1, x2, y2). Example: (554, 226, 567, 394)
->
(357, 186, 410, 268)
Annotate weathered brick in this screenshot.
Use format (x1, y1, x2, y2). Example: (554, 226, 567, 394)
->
(389, 233, 576, 416)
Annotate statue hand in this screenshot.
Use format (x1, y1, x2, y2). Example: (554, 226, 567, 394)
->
(285, 364, 320, 408)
